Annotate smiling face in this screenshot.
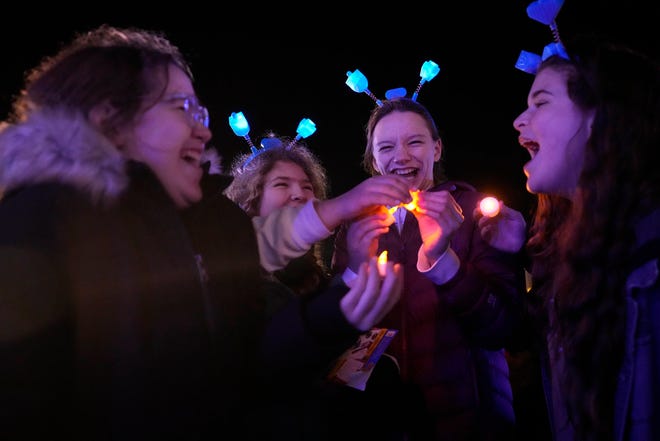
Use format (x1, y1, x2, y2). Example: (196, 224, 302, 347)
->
(121, 63, 212, 208)
(258, 160, 315, 217)
(513, 66, 595, 198)
(370, 110, 442, 191)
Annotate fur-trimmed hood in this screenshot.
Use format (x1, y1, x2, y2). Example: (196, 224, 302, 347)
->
(0, 108, 128, 203)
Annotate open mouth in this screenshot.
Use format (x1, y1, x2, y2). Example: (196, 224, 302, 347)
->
(390, 167, 419, 179)
(181, 148, 202, 166)
(518, 137, 539, 157)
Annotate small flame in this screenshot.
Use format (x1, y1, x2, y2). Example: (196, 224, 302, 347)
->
(377, 250, 388, 277)
(388, 190, 421, 214)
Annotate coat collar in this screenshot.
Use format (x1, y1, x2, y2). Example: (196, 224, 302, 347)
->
(0, 108, 128, 204)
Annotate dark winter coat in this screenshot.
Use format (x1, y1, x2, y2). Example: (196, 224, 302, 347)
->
(0, 109, 266, 440)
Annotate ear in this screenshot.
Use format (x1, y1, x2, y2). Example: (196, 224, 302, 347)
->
(88, 101, 125, 147)
(433, 139, 443, 162)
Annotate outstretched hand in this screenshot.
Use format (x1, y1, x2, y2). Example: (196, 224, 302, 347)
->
(340, 257, 403, 331)
(473, 202, 527, 253)
(315, 175, 411, 231)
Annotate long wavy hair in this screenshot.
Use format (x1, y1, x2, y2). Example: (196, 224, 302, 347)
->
(528, 36, 660, 440)
(224, 136, 330, 297)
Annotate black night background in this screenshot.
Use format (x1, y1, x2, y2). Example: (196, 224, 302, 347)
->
(2, 1, 657, 216)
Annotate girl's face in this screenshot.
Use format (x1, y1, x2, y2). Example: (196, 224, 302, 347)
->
(259, 160, 315, 217)
(121, 63, 212, 208)
(370, 111, 441, 191)
(513, 67, 595, 198)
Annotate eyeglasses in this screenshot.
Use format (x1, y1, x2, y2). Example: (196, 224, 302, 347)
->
(165, 94, 210, 128)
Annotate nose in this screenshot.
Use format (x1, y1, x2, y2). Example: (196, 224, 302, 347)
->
(393, 144, 411, 162)
(289, 184, 307, 202)
(193, 124, 212, 144)
(513, 110, 528, 132)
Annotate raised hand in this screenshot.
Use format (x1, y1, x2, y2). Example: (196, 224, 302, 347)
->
(411, 190, 464, 264)
(340, 257, 403, 331)
(473, 202, 527, 253)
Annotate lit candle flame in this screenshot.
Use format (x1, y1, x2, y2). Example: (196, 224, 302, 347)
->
(388, 190, 421, 214)
(479, 196, 500, 218)
(377, 250, 388, 277)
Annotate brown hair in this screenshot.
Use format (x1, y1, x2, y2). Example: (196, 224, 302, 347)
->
(225, 136, 328, 217)
(362, 97, 447, 183)
(11, 24, 191, 138)
(528, 36, 660, 439)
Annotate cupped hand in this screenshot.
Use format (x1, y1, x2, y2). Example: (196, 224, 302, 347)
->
(340, 257, 403, 331)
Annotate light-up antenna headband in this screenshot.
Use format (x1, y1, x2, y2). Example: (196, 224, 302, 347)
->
(515, 0, 569, 74)
(345, 60, 441, 106)
(228, 111, 317, 169)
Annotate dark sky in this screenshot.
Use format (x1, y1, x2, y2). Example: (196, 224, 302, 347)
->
(2, 1, 657, 216)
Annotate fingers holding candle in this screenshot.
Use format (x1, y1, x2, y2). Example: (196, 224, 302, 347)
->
(356, 257, 402, 328)
(346, 213, 393, 274)
(340, 256, 403, 331)
(370, 259, 403, 324)
(473, 199, 527, 253)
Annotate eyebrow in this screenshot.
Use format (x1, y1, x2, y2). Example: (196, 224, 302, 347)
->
(530, 89, 553, 99)
(268, 175, 312, 184)
(163, 93, 198, 101)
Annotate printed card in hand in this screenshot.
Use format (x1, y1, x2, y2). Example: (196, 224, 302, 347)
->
(327, 327, 398, 391)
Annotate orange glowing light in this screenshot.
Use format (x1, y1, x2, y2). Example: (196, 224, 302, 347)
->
(388, 190, 421, 214)
(377, 250, 388, 277)
(479, 197, 500, 218)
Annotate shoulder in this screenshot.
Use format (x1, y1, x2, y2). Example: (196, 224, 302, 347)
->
(431, 180, 478, 195)
(0, 108, 128, 202)
(0, 182, 97, 256)
(431, 180, 483, 207)
(0, 182, 90, 220)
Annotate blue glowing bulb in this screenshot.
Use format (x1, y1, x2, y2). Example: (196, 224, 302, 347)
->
(346, 69, 368, 93)
(526, 0, 564, 26)
(295, 118, 316, 139)
(228, 112, 250, 137)
(515, 50, 542, 74)
(228, 111, 257, 152)
(412, 60, 441, 101)
(346, 69, 383, 106)
(419, 60, 440, 82)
